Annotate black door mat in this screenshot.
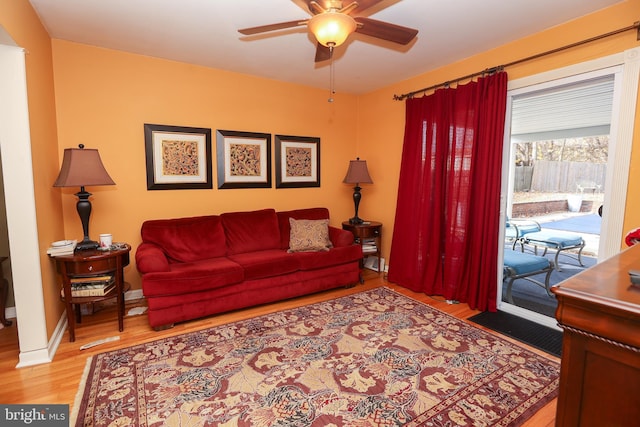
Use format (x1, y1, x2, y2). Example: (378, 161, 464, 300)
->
(468, 311, 562, 357)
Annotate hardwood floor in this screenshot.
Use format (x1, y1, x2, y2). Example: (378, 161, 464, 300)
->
(0, 271, 557, 426)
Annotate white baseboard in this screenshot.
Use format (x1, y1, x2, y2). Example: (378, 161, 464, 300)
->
(17, 303, 67, 367)
(15, 289, 146, 367)
(16, 347, 53, 368)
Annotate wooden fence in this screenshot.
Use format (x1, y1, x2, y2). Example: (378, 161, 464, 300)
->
(514, 160, 606, 193)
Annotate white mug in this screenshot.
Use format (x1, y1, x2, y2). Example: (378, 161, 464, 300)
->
(99, 233, 112, 249)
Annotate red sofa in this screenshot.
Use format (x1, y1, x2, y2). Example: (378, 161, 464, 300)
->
(135, 208, 362, 329)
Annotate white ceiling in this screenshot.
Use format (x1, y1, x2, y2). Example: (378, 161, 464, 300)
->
(28, 0, 622, 95)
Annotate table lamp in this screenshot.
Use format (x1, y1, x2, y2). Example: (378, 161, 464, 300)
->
(53, 144, 115, 250)
(343, 158, 373, 224)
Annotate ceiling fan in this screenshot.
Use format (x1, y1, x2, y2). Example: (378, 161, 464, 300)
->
(238, 0, 418, 62)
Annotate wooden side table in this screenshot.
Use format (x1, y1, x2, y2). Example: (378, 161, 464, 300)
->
(342, 221, 382, 272)
(53, 244, 131, 342)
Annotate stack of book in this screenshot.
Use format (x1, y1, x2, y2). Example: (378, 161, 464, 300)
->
(47, 240, 77, 256)
(62, 275, 116, 297)
(361, 238, 378, 254)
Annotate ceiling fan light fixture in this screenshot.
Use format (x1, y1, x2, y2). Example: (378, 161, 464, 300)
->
(308, 12, 356, 47)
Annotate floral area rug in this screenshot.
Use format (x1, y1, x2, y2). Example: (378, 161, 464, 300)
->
(73, 287, 559, 426)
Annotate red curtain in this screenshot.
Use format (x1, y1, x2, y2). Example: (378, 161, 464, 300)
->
(387, 72, 507, 311)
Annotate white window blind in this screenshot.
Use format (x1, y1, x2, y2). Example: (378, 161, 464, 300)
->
(511, 75, 614, 142)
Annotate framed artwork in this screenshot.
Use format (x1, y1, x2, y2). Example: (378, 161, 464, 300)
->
(275, 135, 320, 188)
(216, 130, 272, 189)
(144, 124, 213, 190)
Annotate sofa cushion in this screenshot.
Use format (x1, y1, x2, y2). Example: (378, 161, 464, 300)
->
(228, 249, 299, 280)
(140, 215, 227, 262)
(277, 208, 330, 249)
(292, 244, 363, 270)
(141, 257, 244, 297)
(221, 209, 281, 255)
(288, 218, 333, 252)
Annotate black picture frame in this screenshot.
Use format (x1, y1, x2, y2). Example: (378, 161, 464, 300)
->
(216, 129, 272, 189)
(275, 135, 321, 188)
(144, 123, 212, 190)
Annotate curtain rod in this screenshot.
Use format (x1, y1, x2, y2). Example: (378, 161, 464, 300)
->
(393, 20, 640, 101)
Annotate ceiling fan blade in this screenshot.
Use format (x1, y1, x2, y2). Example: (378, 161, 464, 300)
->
(354, 17, 418, 45)
(314, 43, 332, 62)
(238, 20, 307, 35)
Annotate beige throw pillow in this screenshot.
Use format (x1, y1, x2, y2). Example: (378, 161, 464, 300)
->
(288, 218, 333, 252)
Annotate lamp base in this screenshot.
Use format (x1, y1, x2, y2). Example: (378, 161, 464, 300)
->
(349, 216, 364, 225)
(76, 239, 99, 251)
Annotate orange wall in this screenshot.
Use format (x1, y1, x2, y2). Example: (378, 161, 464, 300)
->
(51, 41, 361, 290)
(0, 0, 66, 337)
(2, 0, 640, 343)
(357, 0, 640, 260)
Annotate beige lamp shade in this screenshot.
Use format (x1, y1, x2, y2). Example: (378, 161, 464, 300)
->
(54, 145, 115, 187)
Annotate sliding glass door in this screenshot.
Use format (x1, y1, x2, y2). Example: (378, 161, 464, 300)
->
(496, 47, 640, 326)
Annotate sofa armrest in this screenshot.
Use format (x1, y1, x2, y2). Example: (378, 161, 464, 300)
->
(329, 226, 355, 247)
(135, 242, 170, 273)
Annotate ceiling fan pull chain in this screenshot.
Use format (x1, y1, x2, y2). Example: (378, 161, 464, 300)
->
(328, 47, 335, 103)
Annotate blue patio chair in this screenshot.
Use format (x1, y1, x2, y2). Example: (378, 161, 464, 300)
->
(517, 229, 585, 272)
(503, 249, 555, 304)
(505, 217, 541, 249)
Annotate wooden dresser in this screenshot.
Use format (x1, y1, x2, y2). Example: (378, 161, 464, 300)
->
(552, 244, 640, 426)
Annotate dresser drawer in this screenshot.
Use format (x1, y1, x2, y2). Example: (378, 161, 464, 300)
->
(351, 226, 381, 239)
(342, 221, 382, 239)
(62, 257, 118, 276)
